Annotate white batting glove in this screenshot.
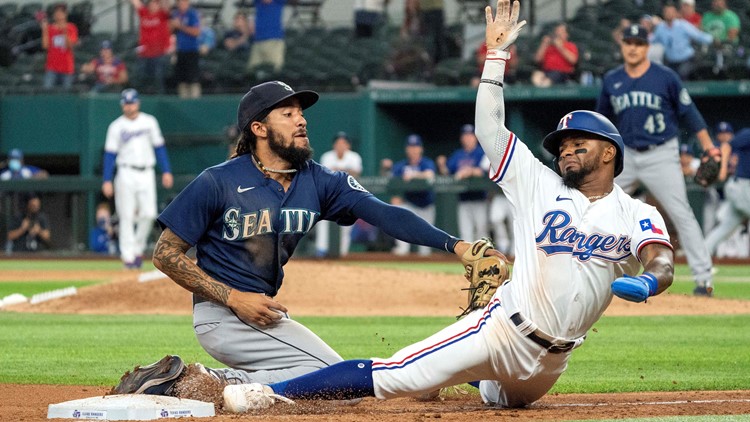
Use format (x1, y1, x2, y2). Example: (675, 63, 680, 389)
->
(485, 0, 527, 52)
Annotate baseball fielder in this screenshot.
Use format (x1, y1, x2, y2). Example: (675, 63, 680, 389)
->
(218, 1, 676, 411)
(706, 123, 749, 255)
(113, 80, 477, 393)
(595, 24, 719, 296)
(102, 89, 173, 269)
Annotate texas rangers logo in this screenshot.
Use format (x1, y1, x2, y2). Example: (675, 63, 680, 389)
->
(535, 210, 631, 262)
(558, 113, 574, 129)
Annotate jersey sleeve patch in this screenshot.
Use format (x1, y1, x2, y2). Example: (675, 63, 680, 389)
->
(347, 175, 369, 193)
(679, 88, 692, 106)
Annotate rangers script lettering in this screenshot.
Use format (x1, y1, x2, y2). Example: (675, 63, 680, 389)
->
(535, 210, 631, 261)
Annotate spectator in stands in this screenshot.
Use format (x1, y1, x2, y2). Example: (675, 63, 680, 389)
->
(472, 42, 517, 87)
(5, 193, 52, 254)
(652, 2, 713, 80)
(314, 132, 364, 258)
(436, 124, 489, 242)
(390, 134, 436, 256)
(0, 149, 48, 181)
(532, 23, 578, 86)
(198, 11, 216, 57)
(354, 0, 388, 38)
(680, 143, 700, 177)
(40, 3, 79, 90)
(680, 0, 702, 28)
(223, 11, 252, 52)
(130, 0, 171, 94)
(420, 0, 446, 64)
(89, 202, 118, 255)
(702, 0, 741, 45)
(639, 14, 665, 63)
(170, 0, 202, 98)
(612, 18, 632, 46)
(246, 0, 286, 73)
(80, 40, 129, 93)
(400, 0, 421, 40)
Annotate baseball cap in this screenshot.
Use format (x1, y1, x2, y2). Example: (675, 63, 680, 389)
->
(101, 40, 112, 50)
(679, 144, 691, 155)
(461, 124, 475, 134)
(334, 131, 350, 142)
(716, 121, 734, 134)
(9, 148, 23, 159)
(120, 88, 140, 105)
(406, 134, 423, 147)
(681, 0, 695, 5)
(237, 81, 319, 132)
(622, 24, 649, 43)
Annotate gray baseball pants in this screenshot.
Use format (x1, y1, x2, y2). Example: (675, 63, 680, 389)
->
(616, 138, 713, 287)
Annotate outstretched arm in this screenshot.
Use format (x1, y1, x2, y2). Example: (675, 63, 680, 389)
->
(611, 243, 674, 302)
(475, 0, 526, 171)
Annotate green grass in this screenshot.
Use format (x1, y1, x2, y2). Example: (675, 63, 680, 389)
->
(1, 312, 749, 393)
(0, 259, 154, 271)
(0, 281, 100, 298)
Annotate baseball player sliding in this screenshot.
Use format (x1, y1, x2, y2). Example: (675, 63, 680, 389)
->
(184, 0, 673, 411)
(111, 80, 484, 395)
(102, 89, 173, 269)
(595, 25, 719, 296)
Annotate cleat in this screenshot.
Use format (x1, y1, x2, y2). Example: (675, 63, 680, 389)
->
(112, 355, 185, 395)
(693, 286, 714, 297)
(223, 383, 295, 413)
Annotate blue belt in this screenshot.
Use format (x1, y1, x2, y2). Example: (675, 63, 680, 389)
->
(630, 143, 665, 152)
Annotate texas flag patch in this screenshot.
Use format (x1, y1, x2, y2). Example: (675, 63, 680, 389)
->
(640, 219, 664, 234)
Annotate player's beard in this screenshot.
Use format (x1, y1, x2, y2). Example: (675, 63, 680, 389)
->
(267, 127, 313, 170)
(561, 153, 601, 189)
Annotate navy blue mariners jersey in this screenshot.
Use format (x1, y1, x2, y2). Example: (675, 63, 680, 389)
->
(596, 63, 706, 149)
(157, 155, 372, 296)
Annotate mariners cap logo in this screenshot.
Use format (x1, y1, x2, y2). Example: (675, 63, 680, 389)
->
(630, 25, 638, 35)
(274, 81, 294, 93)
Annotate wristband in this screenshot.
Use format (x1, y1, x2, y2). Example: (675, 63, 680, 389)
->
(486, 49, 511, 61)
(639, 272, 658, 296)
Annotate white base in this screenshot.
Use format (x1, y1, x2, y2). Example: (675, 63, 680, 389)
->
(47, 394, 215, 420)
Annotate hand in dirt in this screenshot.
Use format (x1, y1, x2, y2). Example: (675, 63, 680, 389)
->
(227, 290, 288, 327)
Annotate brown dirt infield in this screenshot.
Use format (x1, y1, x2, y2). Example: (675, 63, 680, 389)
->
(2, 259, 750, 421)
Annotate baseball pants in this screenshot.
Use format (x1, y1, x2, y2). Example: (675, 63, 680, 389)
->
(193, 299, 344, 384)
(115, 167, 157, 265)
(371, 294, 571, 407)
(705, 178, 750, 255)
(457, 200, 489, 242)
(616, 138, 713, 286)
(314, 220, 353, 257)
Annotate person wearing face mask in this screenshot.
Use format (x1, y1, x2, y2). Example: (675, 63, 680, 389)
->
(6, 193, 52, 254)
(0, 149, 49, 181)
(89, 202, 118, 255)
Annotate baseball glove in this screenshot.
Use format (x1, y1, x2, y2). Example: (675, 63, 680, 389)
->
(457, 238, 510, 319)
(694, 151, 721, 187)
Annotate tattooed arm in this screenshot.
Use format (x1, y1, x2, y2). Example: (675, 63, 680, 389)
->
(153, 228, 288, 326)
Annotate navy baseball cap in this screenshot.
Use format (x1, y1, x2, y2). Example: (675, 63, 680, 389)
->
(334, 131, 350, 142)
(406, 134, 423, 147)
(101, 40, 112, 50)
(9, 148, 23, 159)
(716, 121, 734, 134)
(461, 124, 475, 134)
(622, 24, 649, 43)
(237, 81, 319, 131)
(120, 88, 140, 105)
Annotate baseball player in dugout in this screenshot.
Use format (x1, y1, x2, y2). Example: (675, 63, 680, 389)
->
(102, 89, 173, 270)
(595, 23, 730, 297)
(111, 1, 676, 410)
(111, 80, 488, 396)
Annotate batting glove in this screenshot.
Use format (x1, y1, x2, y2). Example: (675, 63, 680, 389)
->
(611, 273, 658, 303)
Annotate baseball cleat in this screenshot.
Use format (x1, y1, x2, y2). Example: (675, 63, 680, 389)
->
(112, 355, 185, 395)
(223, 383, 295, 413)
(693, 286, 714, 297)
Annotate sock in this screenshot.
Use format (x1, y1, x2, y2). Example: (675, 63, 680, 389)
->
(270, 360, 374, 400)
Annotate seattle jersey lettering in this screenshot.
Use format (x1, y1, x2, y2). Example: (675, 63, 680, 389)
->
(222, 207, 320, 240)
(609, 91, 663, 114)
(535, 210, 631, 261)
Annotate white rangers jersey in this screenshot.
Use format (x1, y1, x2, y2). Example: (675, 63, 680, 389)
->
(104, 112, 165, 168)
(476, 55, 672, 341)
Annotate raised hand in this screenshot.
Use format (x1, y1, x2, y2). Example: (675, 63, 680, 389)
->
(485, 0, 527, 51)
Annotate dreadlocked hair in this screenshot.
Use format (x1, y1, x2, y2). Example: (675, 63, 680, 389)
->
(231, 115, 268, 159)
